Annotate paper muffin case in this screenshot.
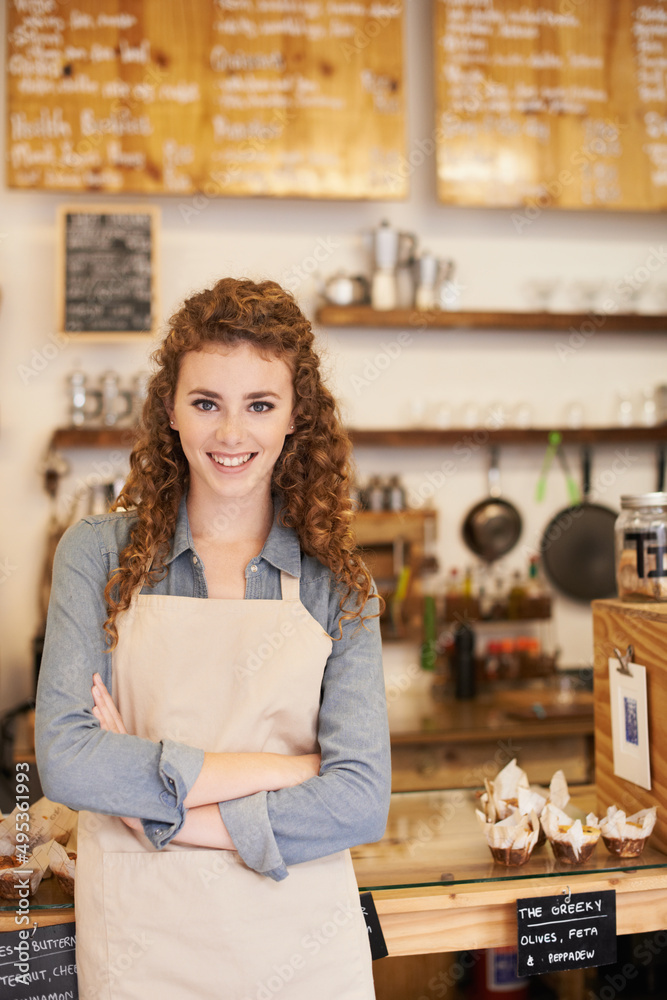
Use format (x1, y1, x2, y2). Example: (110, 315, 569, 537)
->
(477, 808, 540, 867)
(0, 842, 51, 901)
(479, 759, 531, 823)
(600, 806, 657, 858)
(0, 798, 76, 855)
(48, 840, 77, 896)
(541, 803, 601, 865)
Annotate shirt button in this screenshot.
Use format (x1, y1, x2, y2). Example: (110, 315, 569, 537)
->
(250, 565, 258, 573)
(192, 556, 198, 565)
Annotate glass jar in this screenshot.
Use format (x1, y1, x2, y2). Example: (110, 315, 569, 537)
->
(615, 493, 667, 601)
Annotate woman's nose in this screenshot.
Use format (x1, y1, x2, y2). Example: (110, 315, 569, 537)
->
(215, 412, 244, 443)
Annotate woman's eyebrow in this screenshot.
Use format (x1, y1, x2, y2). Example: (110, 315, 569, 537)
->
(186, 388, 282, 400)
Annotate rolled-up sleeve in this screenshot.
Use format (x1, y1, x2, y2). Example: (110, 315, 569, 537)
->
(218, 584, 391, 881)
(35, 520, 204, 850)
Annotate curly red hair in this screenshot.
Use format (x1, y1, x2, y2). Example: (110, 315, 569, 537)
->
(103, 277, 378, 647)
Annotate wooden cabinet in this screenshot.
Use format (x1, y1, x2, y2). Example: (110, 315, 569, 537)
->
(351, 509, 437, 639)
(593, 599, 667, 853)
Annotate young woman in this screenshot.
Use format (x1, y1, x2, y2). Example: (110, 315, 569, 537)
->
(35, 277, 391, 1000)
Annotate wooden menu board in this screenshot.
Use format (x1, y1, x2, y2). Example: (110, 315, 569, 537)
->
(6, 0, 406, 199)
(57, 205, 159, 335)
(434, 0, 667, 211)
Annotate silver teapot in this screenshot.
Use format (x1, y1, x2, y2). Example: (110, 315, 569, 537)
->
(322, 272, 370, 306)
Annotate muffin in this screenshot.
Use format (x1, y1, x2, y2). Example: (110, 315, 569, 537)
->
(479, 759, 531, 823)
(54, 852, 77, 897)
(541, 803, 600, 865)
(600, 806, 657, 858)
(477, 808, 540, 867)
(0, 857, 27, 900)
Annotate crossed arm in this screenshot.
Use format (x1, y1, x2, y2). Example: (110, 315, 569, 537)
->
(37, 520, 390, 879)
(90, 672, 320, 850)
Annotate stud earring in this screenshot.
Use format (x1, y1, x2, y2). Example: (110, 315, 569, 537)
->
(170, 419, 174, 426)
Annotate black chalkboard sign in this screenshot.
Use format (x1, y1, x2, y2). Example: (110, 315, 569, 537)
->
(0, 921, 78, 998)
(516, 889, 617, 977)
(58, 205, 159, 337)
(360, 892, 388, 961)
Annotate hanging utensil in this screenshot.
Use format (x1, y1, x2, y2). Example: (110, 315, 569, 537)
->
(535, 432, 580, 505)
(540, 446, 617, 602)
(462, 446, 523, 562)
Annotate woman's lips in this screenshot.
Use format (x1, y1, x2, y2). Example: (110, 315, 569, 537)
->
(208, 451, 257, 473)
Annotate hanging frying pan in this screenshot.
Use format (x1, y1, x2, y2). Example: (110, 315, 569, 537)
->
(540, 446, 617, 602)
(462, 446, 522, 562)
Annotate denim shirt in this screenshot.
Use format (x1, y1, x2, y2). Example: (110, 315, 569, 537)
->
(35, 494, 391, 882)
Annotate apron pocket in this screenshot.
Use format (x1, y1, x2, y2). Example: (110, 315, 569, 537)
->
(101, 848, 374, 1000)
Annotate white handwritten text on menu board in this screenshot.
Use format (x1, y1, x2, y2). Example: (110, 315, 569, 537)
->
(434, 0, 667, 211)
(7, 0, 406, 199)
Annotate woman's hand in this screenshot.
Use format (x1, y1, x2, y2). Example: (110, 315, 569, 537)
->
(91, 674, 141, 831)
(92, 674, 321, 817)
(91, 673, 127, 734)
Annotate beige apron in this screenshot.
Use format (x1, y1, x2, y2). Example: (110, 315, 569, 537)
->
(75, 571, 375, 1000)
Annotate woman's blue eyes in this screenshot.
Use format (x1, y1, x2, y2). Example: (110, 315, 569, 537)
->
(192, 399, 274, 413)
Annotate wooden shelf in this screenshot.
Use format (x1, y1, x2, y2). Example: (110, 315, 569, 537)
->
(316, 305, 667, 332)
(351, 508, 435, 547)
(349, 426, 667, 446)
(49, 425, 667, 451)
(50, 426, 139, 449)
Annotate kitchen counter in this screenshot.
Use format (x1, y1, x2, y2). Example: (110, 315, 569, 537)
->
(388, 681, 595, 790)
(5, 787, 666, 960)
(351, 786, 667, 956)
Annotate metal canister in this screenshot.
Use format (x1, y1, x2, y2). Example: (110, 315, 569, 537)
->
(615, 493, 667, 601)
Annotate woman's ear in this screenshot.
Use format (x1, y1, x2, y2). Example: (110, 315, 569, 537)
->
(165, 401, 177, 430)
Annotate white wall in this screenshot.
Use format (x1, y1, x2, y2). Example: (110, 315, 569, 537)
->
(1, 3, 666, 710)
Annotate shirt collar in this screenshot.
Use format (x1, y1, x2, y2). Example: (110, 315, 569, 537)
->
(165, 492, 302, 577)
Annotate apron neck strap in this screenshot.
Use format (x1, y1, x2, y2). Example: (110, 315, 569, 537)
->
(280, 570, 300, 602)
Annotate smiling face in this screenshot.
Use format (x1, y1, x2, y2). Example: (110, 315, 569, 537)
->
(168, 342, 296, 510)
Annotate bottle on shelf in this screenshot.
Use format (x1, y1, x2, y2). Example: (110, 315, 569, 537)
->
(366, 475, 385, 511)
(445, 567, 461, 597)
(489, 572, 507, 620)
(385, 474, 406, 511)
(484, 640, 501, 682)
(432, 634, 454, 701)
(525, 555, 551, 617)
(507, 569, 526, 620)
(499, 638, 518, 680)
(515, 636, 532, 676)
(478, 583, 493, 620)
(453, 621, 476, 699)
(421, 594, 438, 671)
(444, 566, 480, 623)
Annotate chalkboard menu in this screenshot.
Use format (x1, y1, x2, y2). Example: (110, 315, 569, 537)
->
(434, 0, 667, 210)
(58, 206, 159, 335)
(516, 889, 616, 977)
(6, 0, 406, 200)
(0, 922, 77, 999)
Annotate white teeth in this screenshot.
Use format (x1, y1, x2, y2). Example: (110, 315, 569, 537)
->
(212, 452, 253, 467)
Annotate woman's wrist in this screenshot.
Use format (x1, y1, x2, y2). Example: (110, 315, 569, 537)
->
(171, 804, 235, 850)
(183, 750, 320, 809)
